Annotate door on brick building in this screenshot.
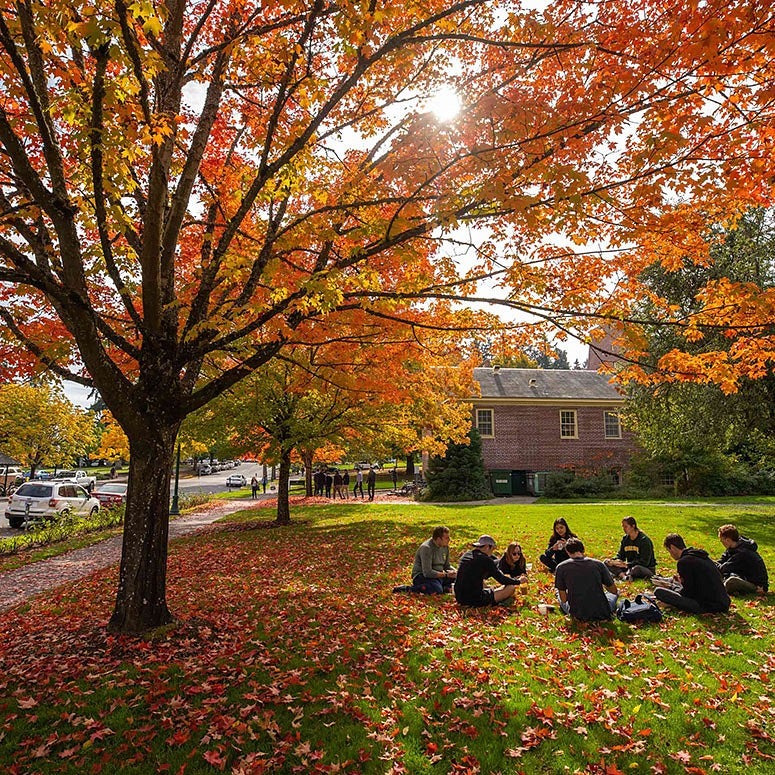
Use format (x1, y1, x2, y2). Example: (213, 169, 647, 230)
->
(510, 470, 529, 496)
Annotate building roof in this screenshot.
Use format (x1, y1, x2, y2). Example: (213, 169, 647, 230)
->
(473, 367, 623, 401)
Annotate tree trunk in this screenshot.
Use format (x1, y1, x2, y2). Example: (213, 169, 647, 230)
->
(108, 427, 177, 633)
(406, 454, 415, 477)
(276, 449, 291, 525)
(302, 450, 313, 496)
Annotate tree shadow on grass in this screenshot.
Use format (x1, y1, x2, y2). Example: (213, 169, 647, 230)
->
(660, 608, 757, 636)
(678, 509, 775, 551)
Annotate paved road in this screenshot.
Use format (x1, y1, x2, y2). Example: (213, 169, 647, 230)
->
(0, 498, 259, 612)
(0, 464, 277, 538)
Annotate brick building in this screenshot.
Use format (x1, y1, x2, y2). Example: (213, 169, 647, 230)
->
(471, 367, 638, 495)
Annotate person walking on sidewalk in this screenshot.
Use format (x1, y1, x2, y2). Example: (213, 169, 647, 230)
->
(353, 468, 364, 499)
(367, 466, 377, 501)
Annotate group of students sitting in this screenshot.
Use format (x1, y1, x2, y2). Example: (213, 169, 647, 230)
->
(402, 517, 769, 621)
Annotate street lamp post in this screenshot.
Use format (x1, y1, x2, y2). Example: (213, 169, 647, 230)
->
(170, 443, 181, 516)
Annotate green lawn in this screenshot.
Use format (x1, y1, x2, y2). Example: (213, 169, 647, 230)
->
(1, 499, 773, 773)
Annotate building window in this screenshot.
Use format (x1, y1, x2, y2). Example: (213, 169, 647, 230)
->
(560, 410, 577, 439)
(660, 472, 675, 487)
(476, 409, 494, 437)
(604, 411, 621, 439)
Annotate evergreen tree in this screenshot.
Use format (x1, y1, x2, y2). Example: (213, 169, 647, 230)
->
(423, 429, 492, 502)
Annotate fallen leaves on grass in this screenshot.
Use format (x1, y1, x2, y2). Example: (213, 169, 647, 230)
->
(0, 507, 773, 773)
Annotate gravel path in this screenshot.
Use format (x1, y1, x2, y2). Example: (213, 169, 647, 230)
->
(0, 499, 256, 612)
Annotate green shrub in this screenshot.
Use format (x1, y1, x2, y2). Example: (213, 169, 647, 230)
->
(0, 505, 125, 556)
(422, 429, 492, 502)
(544, 470, 617, 498)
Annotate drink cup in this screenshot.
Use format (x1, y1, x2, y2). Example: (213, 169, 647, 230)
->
(538, 604, 548, 615)
(526, 563, 533, 571)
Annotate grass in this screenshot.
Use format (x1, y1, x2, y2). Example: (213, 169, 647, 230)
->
(1, 499, 773, 773)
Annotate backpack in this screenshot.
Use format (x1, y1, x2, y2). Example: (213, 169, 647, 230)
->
(616, 594, 662, 623)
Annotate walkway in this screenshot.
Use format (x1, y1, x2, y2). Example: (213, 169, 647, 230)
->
(0, 499, 256, 613)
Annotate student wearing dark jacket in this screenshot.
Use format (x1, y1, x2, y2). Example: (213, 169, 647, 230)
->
(539, 518, 576, 571)
(655, 533, 730, 614)
(497, 542, 528, 578)
(605, 517, 657, 579)
(716, 524, 769, 595)
(455, 535, 524, 607)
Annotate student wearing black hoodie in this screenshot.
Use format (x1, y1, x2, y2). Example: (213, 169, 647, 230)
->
(716, 524, 769, 595)
(655, 533, 730, 614)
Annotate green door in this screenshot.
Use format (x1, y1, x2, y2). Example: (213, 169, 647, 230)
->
(490, 470, 512, 496)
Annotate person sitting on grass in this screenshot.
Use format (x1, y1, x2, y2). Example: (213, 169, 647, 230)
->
(454, 535, 524, 607)
(654, 533, 730, 614)
(497, 542, 528, 580)
(411, 526, 457, 594)
(539, 518, 577, 572)
(716, 524, 769, 596)
(554, 538, 619, 622)
(605, 517, 657, 580)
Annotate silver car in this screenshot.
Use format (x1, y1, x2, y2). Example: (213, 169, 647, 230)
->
(5, 481, 100, 529)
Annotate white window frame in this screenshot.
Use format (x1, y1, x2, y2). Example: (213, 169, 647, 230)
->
(476, 408, 494, 438)
(604, 410, 622, 439)
(560, 410, 578, 439)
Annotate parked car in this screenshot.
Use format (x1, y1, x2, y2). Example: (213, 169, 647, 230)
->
(5, 481, 100, 529)
(198, 463, 212, 475)
(51, 469, 97, 491)
(0, 466, 26, 496)
(93, 481, 129, 508)
(226, 474, 247, 488)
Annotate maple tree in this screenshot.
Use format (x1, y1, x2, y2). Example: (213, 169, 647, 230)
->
(1, 1, 774, 631)
(95, 410, 130, 464)
(202, 327, 475, 522)
(0, 383, 96, 479)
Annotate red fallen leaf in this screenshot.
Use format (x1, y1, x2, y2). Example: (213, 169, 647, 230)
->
(90, 727, 115, 743)
(167, 729, 190, 746)
(18, 697, 38, 709)
(58, 746, 79, 759)
(638, 728, 652, 736)
(426, 742, 438, 754)
(202, 750, 227, 770)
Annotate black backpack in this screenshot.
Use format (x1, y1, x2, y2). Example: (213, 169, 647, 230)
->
(617, 594, 662, 623)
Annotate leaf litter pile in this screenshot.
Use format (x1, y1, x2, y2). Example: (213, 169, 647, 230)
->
(0, 502, 774, 774)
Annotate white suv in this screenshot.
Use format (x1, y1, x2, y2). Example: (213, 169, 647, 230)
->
(5, 481, 100, 529)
